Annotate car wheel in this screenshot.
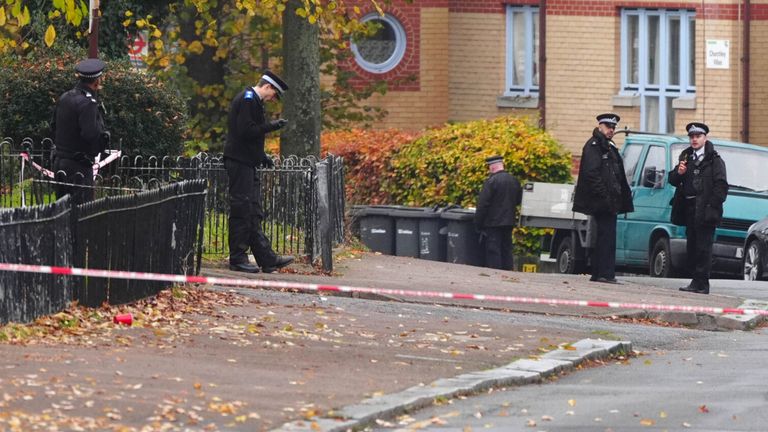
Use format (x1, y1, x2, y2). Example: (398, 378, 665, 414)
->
(743, 240, 764, 281)
(556, 237, 584, 274)
(650, 237, 677, 278)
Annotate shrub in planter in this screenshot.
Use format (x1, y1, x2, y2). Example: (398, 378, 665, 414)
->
(0, 50, 187, 156)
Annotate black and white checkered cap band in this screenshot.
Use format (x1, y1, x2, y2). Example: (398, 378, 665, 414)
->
(78, 70, 103, 79)
(687, 125, 706, 135)
(600, 117, 618, 125)
(261, 75, 284, 93)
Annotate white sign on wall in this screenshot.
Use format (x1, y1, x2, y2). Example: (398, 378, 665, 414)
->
(706, 39, 729, 69)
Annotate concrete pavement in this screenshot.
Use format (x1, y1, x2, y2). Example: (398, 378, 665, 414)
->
(0, 251, 763, 431)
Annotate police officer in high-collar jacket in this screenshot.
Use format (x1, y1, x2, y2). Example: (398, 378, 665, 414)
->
(669, 122, 728, 294)
(223, 71, 294, 273)
(572, 113, 634, 284)
(52, 58, 111, 203)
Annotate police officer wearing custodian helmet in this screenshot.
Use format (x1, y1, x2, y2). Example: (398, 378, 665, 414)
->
(52, 58, 111, 204)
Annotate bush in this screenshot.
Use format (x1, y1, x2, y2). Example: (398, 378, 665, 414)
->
(0, 49, 187, 155)
(321, 129, 420, 204)
(385, 116, 572, 207)
(266, 129, 419, 204)
(384, 116, 573, 255)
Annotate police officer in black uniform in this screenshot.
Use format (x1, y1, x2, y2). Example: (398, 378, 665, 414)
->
(474, 155, 523, 270)
(572, 113, 634, 283)
(52, 58, 110, 203)
(669, 122, 728, 294)
(224, 71, 294, 273)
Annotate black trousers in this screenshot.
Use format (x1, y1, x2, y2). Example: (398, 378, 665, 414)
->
(483, 226, 514, 270)
(53, 157, 94, 204)
(591, 211, 617, 280)
(684, 203, 715, 288)
(225, 158, 278, 267)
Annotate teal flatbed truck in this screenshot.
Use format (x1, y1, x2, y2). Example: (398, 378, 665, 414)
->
(520, 132, 768, 278)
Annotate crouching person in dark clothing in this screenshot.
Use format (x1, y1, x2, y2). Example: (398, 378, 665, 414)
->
(474, 155, 522, 270)
(669, 122, 728, 294)
(572, 113, 634, 284)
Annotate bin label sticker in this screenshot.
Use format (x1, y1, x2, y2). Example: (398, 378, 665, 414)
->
(371, 229, 387, 234)
(421, 231, 431, 236)
(448, 233, 460, 238)
(398, 229, 414, 235)
(420, 237, 430, 254)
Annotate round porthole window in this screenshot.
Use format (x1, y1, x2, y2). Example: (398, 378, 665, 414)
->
(351, 13, 407, 74)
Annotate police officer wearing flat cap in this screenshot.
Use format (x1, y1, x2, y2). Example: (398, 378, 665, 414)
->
(475, 155, 522, 270)
(52, 58, 111, 203)
(573, 113, 634, 283)
(224, 71, 294, 273)
(669, 122, 728, 294)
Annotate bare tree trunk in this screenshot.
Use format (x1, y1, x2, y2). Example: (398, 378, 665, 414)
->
(178, 3, 227, 147)
(280, 0, 321, 157)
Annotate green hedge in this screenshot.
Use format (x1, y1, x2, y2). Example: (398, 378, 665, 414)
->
(384, 116, 573, 255)
(385, 116, 572, 207)
(0, 50, 187, 155)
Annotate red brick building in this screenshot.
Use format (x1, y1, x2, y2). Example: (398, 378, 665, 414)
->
(348, 0, 766, 153)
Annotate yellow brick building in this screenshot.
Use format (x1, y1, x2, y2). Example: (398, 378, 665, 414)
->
(348, 0, 765, 154)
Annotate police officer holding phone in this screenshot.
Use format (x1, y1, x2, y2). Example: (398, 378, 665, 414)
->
(224, 71, 294, 273)
(669, 122, 728, 294)
(52, 58, 111, 203)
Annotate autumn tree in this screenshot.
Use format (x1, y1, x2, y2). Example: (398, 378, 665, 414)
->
(0, 0, 390, 157)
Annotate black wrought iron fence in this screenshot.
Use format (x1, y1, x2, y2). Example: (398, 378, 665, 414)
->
(74, 180, 206, 308)
(0, 181, 207, 323)
(0, 195, 73, 324)
(1, 138, 345, 269)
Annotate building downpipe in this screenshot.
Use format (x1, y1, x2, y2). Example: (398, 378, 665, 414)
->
(742, 0, 751, 143)
(539, 0, 547, 130)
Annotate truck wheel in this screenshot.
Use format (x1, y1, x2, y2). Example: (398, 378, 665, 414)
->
(556, 237, 582, 274)
(650, 237, 677, 278)
(743, 240, 764, 281)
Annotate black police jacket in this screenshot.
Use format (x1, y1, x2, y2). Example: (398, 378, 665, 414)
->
(224, 87, 279, 167)
(572, 128, 634, 215)
(668, 141, 728, 227)
(53, 83, 108, 159)
(475, 170, 523, 228)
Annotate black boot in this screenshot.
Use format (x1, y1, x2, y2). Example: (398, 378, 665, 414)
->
(262, 255, 294, 273)
(229, 262, 261, 273)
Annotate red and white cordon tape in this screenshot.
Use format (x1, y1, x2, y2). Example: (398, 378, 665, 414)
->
(20, 150, 122, 180)
(0, 262, 765, 316)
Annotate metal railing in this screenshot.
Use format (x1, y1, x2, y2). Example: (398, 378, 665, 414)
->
(0, 180, 206, 323)
(74, 180, 207, 307)
(0, 138, 346, 269)
(0, 196, 73, 324)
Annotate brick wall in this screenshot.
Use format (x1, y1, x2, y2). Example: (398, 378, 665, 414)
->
(350, 0, 768, 152)
(447, 12, 539, 122)
(695, 19, 742, 142)
(545, 15, 619, 152)
(750, 20, 768, 146)
(369, 7, 451, 129)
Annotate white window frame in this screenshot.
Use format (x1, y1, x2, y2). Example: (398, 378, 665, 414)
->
(351, 13, 407, 74)
(505, 5, 539, 96)
(619, 9, 695, 133)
